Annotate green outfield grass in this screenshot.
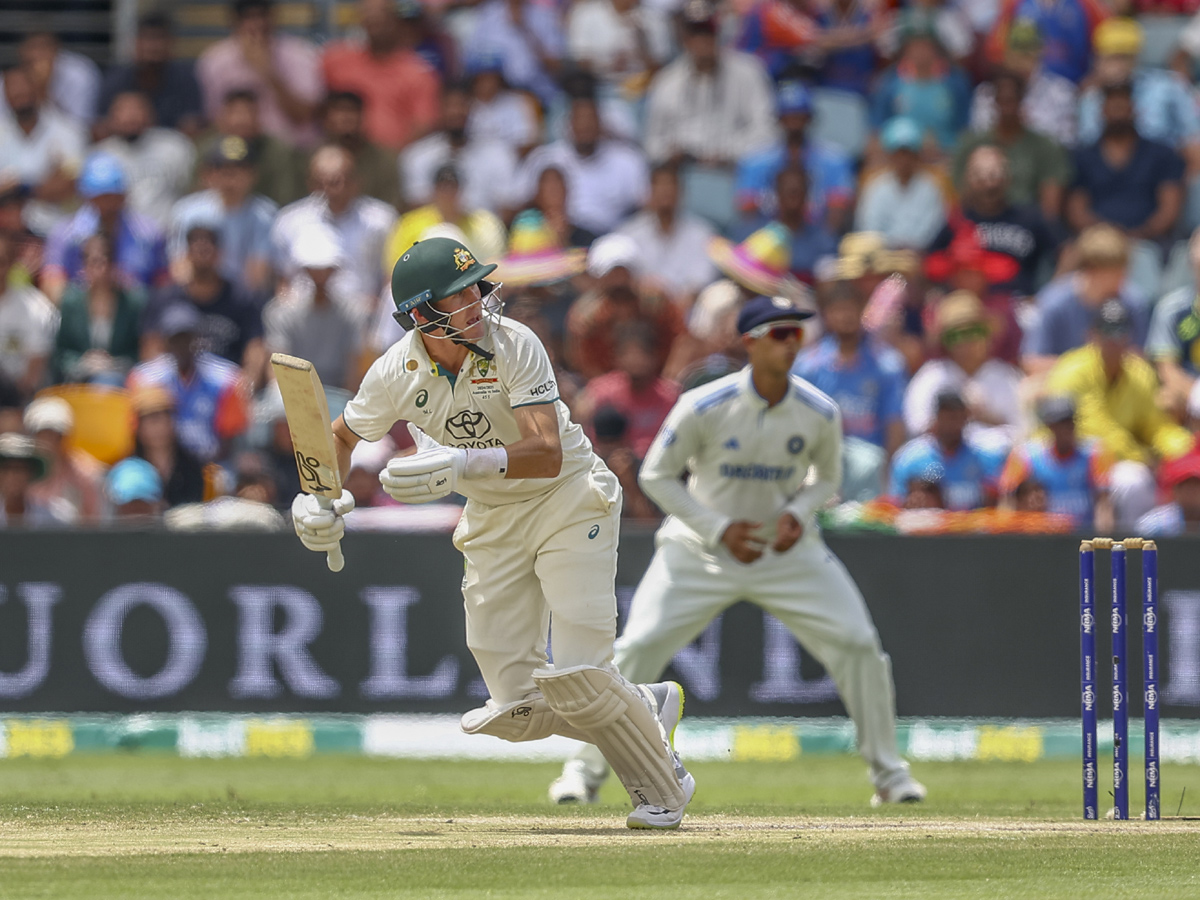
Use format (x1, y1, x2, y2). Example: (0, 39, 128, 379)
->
(2, 755, 1199, 899)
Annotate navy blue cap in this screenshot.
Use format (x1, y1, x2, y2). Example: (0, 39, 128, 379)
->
(776, 81, 812, 116)
(736, 295, 814, 335)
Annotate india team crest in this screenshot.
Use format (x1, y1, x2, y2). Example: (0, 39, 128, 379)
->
(453, 247, 476, 271)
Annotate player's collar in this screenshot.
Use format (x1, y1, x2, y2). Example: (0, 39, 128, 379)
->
(404, 329, 440, 377)
(738, 365, 773, 410)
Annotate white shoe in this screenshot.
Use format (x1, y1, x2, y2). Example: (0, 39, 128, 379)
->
(627, 767, 696, 830)
(627, 681, 694, 830)
(549, 760, 601, 805)
(870, 774, 927, 807)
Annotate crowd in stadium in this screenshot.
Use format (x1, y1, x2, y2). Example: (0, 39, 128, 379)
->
(1, 0, 1200, 535)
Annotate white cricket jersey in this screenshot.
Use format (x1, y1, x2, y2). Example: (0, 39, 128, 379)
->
(342, 316, 599, 506)
(640, 366, 843, 551)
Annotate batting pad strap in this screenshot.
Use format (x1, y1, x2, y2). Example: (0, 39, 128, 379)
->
(460, 694, 590, 743)
(534, 665, 686, 810)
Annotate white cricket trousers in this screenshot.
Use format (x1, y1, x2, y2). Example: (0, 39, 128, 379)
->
(572, 534, 911, 789)
(453, 466, 622, 704)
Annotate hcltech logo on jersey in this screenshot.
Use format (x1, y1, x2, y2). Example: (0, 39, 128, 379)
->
(445, 411, 503, 448)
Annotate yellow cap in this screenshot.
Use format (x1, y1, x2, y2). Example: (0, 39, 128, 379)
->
(1094, 17, 1143, 56)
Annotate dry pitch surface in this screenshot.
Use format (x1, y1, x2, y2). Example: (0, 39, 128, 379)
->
(2, 756, 1199, 898)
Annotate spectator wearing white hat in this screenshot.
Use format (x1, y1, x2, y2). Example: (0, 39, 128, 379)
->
(264, 223, 364, 391)
(23, 396, 104, 525)
(565, 232, 683, 380)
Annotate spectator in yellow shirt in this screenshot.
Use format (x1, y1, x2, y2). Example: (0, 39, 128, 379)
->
(382, 164, 505, 274)
(1046, 298, 1195, 528)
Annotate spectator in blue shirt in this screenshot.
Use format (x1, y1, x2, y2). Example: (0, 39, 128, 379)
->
(986, 0, 1107, 85)
(795, 279, 908, 456)
(1066, 81, 1185, 243)
(889, 389, 1003, 510)
(42, 152, 169, 306)
(736, 81, 857, 235)
(814, 0, 882, 97)
(731, 166, 837, 286)
(1023, 223, 1149, 371)
(869, 24, 971, 159)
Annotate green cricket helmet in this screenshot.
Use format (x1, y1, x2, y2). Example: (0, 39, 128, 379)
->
(390, 237, 499, 340)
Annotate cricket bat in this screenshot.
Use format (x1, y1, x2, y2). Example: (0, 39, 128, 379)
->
(271, 353, 345, 572)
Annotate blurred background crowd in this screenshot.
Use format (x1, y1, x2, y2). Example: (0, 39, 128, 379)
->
(3, 0, 1200, 536)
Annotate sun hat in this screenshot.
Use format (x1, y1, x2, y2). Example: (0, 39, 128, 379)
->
(490, 212, 586, 287)
(707, 223, 793, 296)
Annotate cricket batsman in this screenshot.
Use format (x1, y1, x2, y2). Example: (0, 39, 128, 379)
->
(550, 295, 926, 807)
(289, 237, 694, 829)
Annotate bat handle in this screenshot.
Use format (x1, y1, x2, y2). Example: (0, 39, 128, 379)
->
(315, 494, 345, 573)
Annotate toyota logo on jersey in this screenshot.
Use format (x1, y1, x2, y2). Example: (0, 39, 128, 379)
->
(446, 410, 492, 441)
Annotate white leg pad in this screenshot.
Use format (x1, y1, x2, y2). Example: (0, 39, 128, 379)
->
(460, 693, 590, 743)
(534, 664, 686, 810)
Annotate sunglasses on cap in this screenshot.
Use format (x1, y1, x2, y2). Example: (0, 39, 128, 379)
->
(747, 322, 804, 341)
(941, 323, 988, 347)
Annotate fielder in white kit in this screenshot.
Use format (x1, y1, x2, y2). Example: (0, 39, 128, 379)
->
(550, 295, 926, 807)
(290, 237, 693, 828)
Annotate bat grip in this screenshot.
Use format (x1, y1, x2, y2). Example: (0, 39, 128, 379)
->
(315, 494, 345, 572)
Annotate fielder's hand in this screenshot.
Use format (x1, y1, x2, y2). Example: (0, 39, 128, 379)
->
(380, 423, 466, 504)
(291, 489, 355, 553)
(721, 520, 766, 564)
(773, 513, 803, 553)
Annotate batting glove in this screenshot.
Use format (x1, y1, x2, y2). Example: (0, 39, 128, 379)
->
(380, 424, 467, 504)
(291, 490, 355, 552)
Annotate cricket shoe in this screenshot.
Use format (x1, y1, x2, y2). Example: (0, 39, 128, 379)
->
(870, 774, 927, 807)
(626, 760, 695, 830)
(549, 759, 601, 805)
(627, 681, 694, 830)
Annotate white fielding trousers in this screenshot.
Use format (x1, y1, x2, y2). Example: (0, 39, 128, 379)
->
(571, 533, 912, 790)
(453, 466, 622, 705)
